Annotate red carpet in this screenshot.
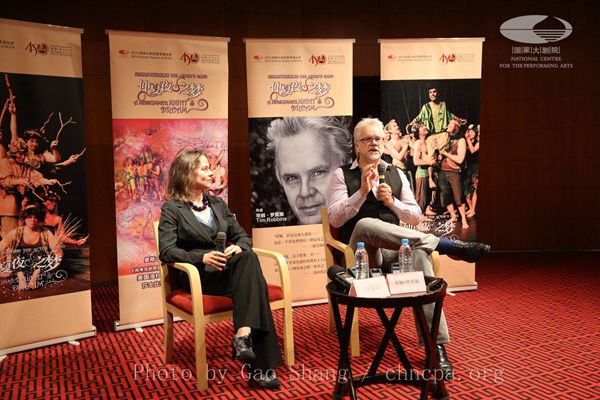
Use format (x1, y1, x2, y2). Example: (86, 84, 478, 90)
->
(1, 252, 599, 399)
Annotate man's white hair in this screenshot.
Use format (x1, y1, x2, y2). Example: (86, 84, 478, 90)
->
(353, 117, 384, 141)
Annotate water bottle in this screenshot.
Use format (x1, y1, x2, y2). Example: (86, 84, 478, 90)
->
(354, 242, 369, 279)
(399, 239, 413, 273)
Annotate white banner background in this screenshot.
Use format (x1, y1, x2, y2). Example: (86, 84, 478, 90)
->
(245, 39, 354, 302)
(108, 31, 229, 328)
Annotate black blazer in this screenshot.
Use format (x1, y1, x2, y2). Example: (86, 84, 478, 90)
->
(158, 196, 252, 271)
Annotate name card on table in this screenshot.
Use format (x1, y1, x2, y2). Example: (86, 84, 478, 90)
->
(349, 276, 391, 298)
(387, 271, 427, 295)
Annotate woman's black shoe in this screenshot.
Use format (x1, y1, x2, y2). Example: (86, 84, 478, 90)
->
(231, 335, 256, 361)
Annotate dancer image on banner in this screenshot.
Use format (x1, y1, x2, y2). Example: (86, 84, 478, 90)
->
(0, 73, 89, 303)
(407, 85, 466, 163)
(147, 156, 164, 201)
(381, 79, 480, 240)
(412, 123, 436, 214)
(383, 118, 415, 191)
(463, 124, 479, 218)
(43, 192, 88, 246)
(112, 119, 228, 277)
(7, 102, 81, 175)
(252, 116, 352, 226)
(0, 205, 63, 291)
(0, 144, 57, 235)
(438, 120, 469, 229)
(208, 150, 227, 196)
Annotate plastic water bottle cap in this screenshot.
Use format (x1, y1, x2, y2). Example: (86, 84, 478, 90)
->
(356, 242, 365, 247)
(401, 239, 409, 245)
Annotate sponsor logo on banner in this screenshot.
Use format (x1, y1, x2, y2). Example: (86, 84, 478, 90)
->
(201, 54, 220, 64)
(386, 54, 433, 63)
(309, 54, 326, 66)
(129, 50, 173, 60)
(25, 41, 73, 57)
(326, 55, 345, 64)
(439, 53, 456, 64)
(307, 54, 346, 66)
(25, 41, 48, 56)
(500, 15, 572, 44)
(498, 15, 574, 70)
(253, 55, 302, 63)
(118, 49, 130, 56)
(180, 52, 199, 64)
(0, 39, 15, 49)
(440, 53, 476, 64)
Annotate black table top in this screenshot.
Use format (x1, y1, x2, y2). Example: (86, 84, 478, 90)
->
(326, 276, 447, 308)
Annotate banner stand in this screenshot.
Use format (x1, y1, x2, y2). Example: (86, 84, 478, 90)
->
(107, 31, 230, 330)
(0, 19, 93, 353)
(379, 38, 484, 292)
(293, 298, 328, 307)
(245, 39, 355, 304)
(0, 327, 96, 356)
(113, 317, 182, 332)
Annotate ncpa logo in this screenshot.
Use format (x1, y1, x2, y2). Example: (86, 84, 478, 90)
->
(500, 15, 572, 44)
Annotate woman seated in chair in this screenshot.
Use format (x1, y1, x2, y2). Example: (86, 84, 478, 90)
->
(158, 148, 283, 389)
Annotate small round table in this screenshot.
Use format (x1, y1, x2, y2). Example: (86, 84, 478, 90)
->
(327, 278, 449, 400)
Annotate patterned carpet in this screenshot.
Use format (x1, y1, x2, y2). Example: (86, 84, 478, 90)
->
(1, 252, 599, 399)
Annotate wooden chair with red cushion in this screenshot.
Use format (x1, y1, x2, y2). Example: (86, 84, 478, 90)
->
(153, 222, 294, 391)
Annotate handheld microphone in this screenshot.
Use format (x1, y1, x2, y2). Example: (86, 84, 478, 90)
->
(327, 265, 355, 292)
(215, 232, 226, 253)
(377, 163, 387, 204)
(377, 163, 386, 184)
(427, 278, 445, 293)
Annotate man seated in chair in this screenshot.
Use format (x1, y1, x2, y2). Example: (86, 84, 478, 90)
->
(327, 117, 491, 379)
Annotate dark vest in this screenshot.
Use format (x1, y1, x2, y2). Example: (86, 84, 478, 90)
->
(338, 163, 403, 244)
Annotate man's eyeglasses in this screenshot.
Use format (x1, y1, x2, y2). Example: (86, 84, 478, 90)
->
(358, 136, 385, 144)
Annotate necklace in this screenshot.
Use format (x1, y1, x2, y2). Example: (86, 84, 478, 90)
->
(189, 196, 209, 212)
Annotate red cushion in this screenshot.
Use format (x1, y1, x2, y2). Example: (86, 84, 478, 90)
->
(267, 284, 283, 302)
(330, 226, 341, 241)
(166, 284, 283, 315)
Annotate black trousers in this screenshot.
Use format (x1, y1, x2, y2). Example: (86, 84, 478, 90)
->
(199, 251, 283, 372)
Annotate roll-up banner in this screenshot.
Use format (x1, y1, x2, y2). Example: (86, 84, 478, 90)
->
(245, 39, 354, 303)
(0, 18, 94, 354)
(108, 31, 229, 329)
(380, 38, 484, 290)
